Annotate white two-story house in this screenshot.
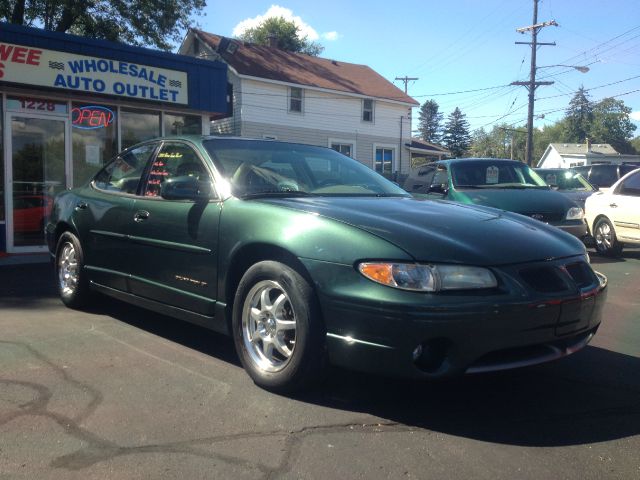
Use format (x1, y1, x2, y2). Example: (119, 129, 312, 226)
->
(179, 30, 419, 178)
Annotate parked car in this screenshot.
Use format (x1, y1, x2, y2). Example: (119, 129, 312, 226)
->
(404, 159, 588, 239)
(571, 164, 640, 191)
(535, 168, 597, 208)
(13, 194, 53, 233)
(585, 167, 640, 256)
(48, 138, 607, 392)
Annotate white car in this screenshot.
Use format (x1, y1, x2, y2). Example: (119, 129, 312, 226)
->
(585, 168, 640, 256)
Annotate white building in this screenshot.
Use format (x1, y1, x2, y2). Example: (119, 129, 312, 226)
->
(179, 30, 419, 178)
(537, 140, 640, 168)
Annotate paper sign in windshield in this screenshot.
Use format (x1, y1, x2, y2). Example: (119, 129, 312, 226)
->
(486, 166, 499, 184)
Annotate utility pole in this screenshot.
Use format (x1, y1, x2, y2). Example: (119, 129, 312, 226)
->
(395, 76, 419, 94)
(511, 0, 557, 166)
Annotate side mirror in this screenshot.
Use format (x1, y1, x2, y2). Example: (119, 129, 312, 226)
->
(428, 183, 448, 195)
(160, 176, 212, 201)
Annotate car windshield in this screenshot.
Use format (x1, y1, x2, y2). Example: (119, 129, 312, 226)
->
(539, 170, 595, 191)
(451, 161, 548, 188)
(203, 139, 410, 198)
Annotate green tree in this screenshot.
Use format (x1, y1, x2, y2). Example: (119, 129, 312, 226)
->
(590, 97, 637, 154)
(1, 0, 204, 50)
(442, 107, 471, 157)
(417, 99, 442, 143)
(237, 16, 324, 56)
(564, 86, 593, 142)
(630, 136, 640, 155)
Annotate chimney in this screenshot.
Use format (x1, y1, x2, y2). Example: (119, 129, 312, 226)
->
(267, 33, 278, 48)
(586, 138, 591, 153)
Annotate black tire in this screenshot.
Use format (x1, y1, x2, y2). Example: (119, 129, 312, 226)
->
(55, 232, 92, 308)
(232, 260, 326, 392)
(593, 217, 623, 257)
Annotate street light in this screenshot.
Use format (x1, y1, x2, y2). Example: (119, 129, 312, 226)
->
(512, 64, 590, 166)
(537, 64, 590, 73)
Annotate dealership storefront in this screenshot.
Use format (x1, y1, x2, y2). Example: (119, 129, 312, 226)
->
(0, 23, 228, 254)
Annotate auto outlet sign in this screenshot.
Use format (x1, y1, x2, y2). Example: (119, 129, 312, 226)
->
(0, 42, 188, 104)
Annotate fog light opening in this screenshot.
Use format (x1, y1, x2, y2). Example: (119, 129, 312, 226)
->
(413, 338, 452, 374)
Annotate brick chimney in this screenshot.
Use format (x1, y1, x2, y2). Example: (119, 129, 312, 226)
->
(267, 33, 278, 48)
(586, 137, 591, 153)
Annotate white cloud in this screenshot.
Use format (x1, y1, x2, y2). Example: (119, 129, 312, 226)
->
(232, 5, 319, 40)
(232, 5, 340, 43)
(322, 31, 341, 41)
(630, 111, 640, 121)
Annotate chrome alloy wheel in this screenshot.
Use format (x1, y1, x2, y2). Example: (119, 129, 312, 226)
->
(242, 280, 297, 373)
(58, 242, 79, 296)
(595, 221, 613, 250)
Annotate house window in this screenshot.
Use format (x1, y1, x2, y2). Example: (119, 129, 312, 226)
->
(331, 143, 353, 158)
(375, 147, 393, 175)
(289, 87, 303, 113)
(362, 99, 374, 122)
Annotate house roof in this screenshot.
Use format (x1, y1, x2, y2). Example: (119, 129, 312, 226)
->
(192, 30, 419, 105)
(407, 138, 450, 154)
(549, 143, 619, 156)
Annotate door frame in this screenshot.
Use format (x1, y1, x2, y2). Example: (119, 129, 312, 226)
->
(4, 111, 71, 253)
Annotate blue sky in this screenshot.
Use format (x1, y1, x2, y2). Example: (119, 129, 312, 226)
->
(195, 0, 640, 137)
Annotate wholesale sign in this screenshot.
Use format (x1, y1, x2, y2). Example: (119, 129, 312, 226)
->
(0, 42, 188, 104)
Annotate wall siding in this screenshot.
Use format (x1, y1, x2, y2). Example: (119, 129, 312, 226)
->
(210, 71, 243, 135)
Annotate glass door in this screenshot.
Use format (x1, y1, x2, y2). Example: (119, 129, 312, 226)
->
(5, 114, 68, 252)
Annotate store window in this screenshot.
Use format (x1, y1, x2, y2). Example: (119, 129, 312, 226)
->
(164, 114, 202, 136)
(121, 109, 160, 150)
(72, 103, 117, 187)
(0, 101, 4, 225)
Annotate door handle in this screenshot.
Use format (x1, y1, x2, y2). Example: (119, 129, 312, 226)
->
(609, 203, 618, 208)
(133, 210, 150, 222)
(75, 202, 88, 211)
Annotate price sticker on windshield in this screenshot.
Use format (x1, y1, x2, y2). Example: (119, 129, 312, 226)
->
(486, 166, 499, 184)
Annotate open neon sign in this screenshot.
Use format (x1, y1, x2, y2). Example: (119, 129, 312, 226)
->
(72, 105, 115, 130)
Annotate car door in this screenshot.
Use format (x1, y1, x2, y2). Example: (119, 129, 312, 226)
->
(76, 143, 158, 291)
(405, 166, 436, 195)
(127, 141, 222, 316)
(610, 170, 640, 242)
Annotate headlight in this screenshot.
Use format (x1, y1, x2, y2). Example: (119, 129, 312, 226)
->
(358, 262, 497, 292)
(566, 207, 584, 220)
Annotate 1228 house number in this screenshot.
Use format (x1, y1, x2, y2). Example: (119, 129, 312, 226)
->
(17, 98, 56, 111)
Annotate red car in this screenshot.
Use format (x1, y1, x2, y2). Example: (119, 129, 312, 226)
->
(13, 195, 53, 233)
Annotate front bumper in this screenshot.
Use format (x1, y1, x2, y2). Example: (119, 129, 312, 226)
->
(552, 220, 588, 239)
(301, 256, 607, 379)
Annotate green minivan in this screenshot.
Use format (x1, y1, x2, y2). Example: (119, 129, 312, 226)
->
(404, 158, 588, 239)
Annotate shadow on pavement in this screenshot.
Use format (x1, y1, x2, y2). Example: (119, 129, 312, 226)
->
(589, 247, 640, 265)
(4, 263, 639, 448)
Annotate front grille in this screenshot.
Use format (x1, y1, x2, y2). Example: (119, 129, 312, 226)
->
(564, 261, 595, 289)
(523, 212, 564, 223)
(519, 266, 569, 293)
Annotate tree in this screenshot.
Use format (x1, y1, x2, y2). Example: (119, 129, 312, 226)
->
(417, 99, 443, 143)
(442, 107, 471, 157)
(564, 86, 593, 142)
(590, 97, 637, 154)
(1, 0, 204, 50)
(631, 136, 640, 155)
(237, 16, 324, 56)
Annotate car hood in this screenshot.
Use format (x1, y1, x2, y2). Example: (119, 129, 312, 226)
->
(453, 187, 577, 213)
(556, 190, 594, 207)
(257, 196, 584, 266)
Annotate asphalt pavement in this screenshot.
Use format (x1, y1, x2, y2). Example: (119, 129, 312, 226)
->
(1, 251, 639, 479)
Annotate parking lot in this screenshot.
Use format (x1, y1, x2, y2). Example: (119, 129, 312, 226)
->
(1, 250, 639, 479)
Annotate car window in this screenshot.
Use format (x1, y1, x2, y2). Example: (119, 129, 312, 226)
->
(93, 143, 157, 194)
(142, 143, 213, 198)
(203, 139, 409, 197)
(588, 165, 618, 188)
(451, 161, 546, 188)
(620, 165, 640, 176)
(619, 170, 640, 196)
(432, 168, 448, 186)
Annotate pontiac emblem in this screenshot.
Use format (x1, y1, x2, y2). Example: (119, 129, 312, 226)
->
(530, 213, 545, 221)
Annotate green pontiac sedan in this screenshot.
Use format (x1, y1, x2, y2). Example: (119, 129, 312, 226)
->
(47, 137, 607, 392)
